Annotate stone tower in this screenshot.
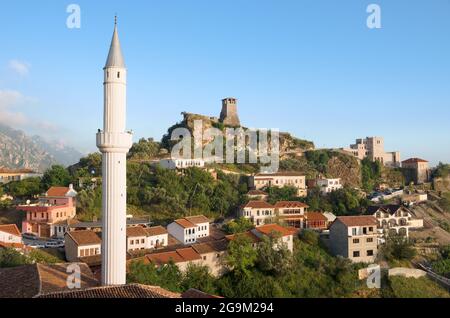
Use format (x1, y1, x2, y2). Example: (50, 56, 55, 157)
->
(219, 97, 241, 127)
(96, 18, 133, 286)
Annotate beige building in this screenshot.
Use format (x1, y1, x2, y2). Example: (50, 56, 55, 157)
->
(65, 230, 102, 262)
(249, 172, 307, 197)
(402, 158, 430, 185)
(316, 178, 343, 194)
(0, 168, 42, 184)
(329, 216, 379, 263)
(367, 205, 424, 238)
(343, 137, 401, 167)
(239, 201, 275, 226)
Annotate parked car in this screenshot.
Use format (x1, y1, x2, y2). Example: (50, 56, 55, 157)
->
(44, 241, 64, 248)
(22, 233, 38, 240)
(29, 243, 45, 249)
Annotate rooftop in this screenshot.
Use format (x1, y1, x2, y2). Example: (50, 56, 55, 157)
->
(255, 172, 305, 177)
(174, 219, 197, 229)
(402, 158, 429, 164)
(185, 215, 210, 225)
(274, 201, 309, 209)
(126, 226, 148, 238)
(66, 230, 102, 246)
(37, 284, 180, 299)
(254, 224, 295, 237)
(335, 216, 378, 227)
(0, 224, 21, 237)
(145, 226, 168, 237)
(242, 200, 274, 209)
(0, 263, 98, 298)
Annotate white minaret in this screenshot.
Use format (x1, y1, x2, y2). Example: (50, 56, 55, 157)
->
(97, 17, 132, 286)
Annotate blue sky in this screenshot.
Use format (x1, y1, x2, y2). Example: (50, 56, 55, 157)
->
(0, 0, 449, 166)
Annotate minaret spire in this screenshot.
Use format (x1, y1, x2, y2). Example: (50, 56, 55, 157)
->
(97, 19, 133, 286)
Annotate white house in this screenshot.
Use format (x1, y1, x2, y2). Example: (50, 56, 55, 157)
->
(145, 226, 169, 249)
(126, 226, 148, 251)
(65, 230, 102, 262)
(167, 215, 210, 245)
(159, 158, 205, 170)
(367, 205, 424, 238)
(316, 178, 343, 194)
(251, 224, 295, 253)
(0, 224, 23, 247)
(239, 201, 275, 226)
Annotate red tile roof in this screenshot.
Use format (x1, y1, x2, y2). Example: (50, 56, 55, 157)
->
(147, 251, 185, 265)
(225, 231, 262, 244)
(0, 224, 21, 237)
(336, 216, 378, 227)
(274, 201, 309, 209)
(255, 172, 305, 177)
(242, 201, 274, 209)
(46, 187, 70, 197)
(305, 212, 328, 222)
(176, 247, 202, 262)
(254, 224, 295, 237)
(0, 263, 98, 298)
(37, 284, 181, 299)
(145, 226, 168, 237)
(0, 168, 35, 174)
(185, 215, 210, 225)
(66, 230, 101, 246)
(402, 158, 428, 164)
(126, 226, 148, 238)
(174, 219, 196, 229)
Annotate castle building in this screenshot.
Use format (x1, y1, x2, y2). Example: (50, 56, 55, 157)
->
(96, 18, 133, 285)
(402, 158, 431, 185)
(343, 137, 401, 167)
(219, 97, 241, 127)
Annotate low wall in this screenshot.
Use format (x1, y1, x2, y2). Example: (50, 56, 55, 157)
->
(388, 268, 427, 279)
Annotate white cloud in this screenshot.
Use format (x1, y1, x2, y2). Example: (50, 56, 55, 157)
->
(8, 59, 31, 76)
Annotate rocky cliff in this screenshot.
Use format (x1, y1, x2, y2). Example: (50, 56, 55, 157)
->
(0, 123, 83, 172)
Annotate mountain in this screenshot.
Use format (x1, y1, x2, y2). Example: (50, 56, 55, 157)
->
(0, 123, 83, 172)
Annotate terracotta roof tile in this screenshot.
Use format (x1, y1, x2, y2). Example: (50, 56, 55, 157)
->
(254, 224, 295, 237)
(146, 251, 185, 265)
(176, 247, 202, 262)
(336, 216, 378, 227)
(402, 158, 428, 164)
(226, 231, 262, 243)
(174, 219, 196, 229)
(0, 263, 98, 298)
(243, 200, 274, 209)
(46, 187, 71, 197)
(305, 212, 328, 222)
(37, 284, 181, 298)
(126, 226, 148, 238)
(185, 215, 210, 225)
(274, 201, 309, 209)
(66, 230, 101, 246)
(145, 226, 168, 237)
(0, 224, 21, 237)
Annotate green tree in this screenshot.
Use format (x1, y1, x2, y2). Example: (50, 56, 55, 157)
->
(0, 248, 29, 268)
(41, 165, 71, 189)
(381, 235, 416, 262)
(4, 177, 42, 198)
(181, 264, 216, 294)
(256, 235, 292, 276)
(223, 218, 255, 235)
(224, 234, 257, 276)
(128, 138, 161, 160)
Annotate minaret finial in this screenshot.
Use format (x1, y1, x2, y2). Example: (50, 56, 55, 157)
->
(114, 15, 117, 25)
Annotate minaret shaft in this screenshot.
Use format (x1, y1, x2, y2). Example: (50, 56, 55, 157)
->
(97, 21, 132, 286)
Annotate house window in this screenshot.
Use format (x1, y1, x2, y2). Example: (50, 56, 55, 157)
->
(369, 227, 373, 232)
(117, 72, 120, 78)
(367, 238, 374, 243)
(353, 251, 360, 258)
(141, 239, 145, 244)
(203, 256, 206, 261)
(80, 249, 85, 257)
(352, 228, 357, 236)
(130, 240, 134, 245)
(367, 250, 374, 256)
(353, 239, 360, 244)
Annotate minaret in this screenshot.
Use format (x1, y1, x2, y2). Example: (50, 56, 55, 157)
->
(96, 17, 132, 286)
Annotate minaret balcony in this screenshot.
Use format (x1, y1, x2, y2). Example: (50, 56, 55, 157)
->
(96, 131, 133, 153)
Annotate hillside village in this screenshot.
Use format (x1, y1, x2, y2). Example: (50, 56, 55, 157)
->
(1, 100, 450, 298)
